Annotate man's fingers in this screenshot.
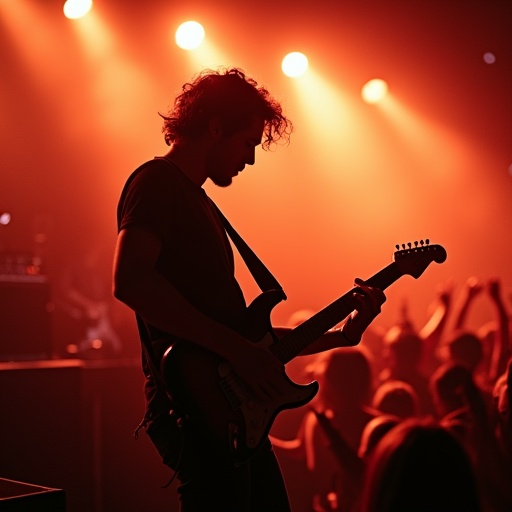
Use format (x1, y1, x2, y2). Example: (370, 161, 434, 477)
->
(352, 281, 386, 313)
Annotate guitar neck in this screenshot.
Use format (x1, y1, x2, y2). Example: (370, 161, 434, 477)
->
(271, 262, 402, 365)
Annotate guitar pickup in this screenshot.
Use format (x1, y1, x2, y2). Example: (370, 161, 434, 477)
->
(219, 378, 242, 410)
(228, 422, 240, 452)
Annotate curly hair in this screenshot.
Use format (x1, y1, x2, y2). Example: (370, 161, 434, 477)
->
(160, 67, 292, 150)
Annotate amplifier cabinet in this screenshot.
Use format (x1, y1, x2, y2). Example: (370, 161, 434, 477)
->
(0, 277, 52, 361)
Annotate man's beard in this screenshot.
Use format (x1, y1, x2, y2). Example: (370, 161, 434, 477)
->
(210, 174, 233, 188)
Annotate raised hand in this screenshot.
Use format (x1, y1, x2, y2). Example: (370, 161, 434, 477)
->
(464, 276, 484, 300)
(487, 278, 502, 302)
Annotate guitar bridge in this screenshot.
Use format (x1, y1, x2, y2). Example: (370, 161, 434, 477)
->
(228, 422, 240, 452)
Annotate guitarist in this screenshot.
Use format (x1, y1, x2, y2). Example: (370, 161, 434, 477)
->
(113, 67, 386, 512)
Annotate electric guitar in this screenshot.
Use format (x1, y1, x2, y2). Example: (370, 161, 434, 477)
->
(161, 240, 447, 465)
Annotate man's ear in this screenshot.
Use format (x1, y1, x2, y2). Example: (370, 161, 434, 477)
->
(208, 117, 223, 139)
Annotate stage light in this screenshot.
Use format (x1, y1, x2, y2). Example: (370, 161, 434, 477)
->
(0, 213, 11, 226)
(63, 0, 93, 20)
(361, 78, 388, 104)
(282, 52, 309, 78)
(483, 52, 496, 64)
(175, 21, 205, 50)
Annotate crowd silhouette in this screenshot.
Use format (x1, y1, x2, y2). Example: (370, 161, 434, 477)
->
(271, 277, 511, 512)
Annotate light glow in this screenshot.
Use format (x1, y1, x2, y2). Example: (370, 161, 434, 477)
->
(282, 52, 309, 78)
(175, 21, 205, 50)
(63, 0, 93, 20)
(483, 52, 496, 64)
(361, 78, 389, 104)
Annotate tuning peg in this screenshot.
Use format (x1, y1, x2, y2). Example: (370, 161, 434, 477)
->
(414, 241, 419, 247)
(426, 239, 430, 245)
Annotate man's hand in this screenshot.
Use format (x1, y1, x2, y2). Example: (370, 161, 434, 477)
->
(342, 278, 386, 343)
(226, 335, 285, 402)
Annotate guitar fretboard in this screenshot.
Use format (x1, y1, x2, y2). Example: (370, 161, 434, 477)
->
(271, 262, 402, 364)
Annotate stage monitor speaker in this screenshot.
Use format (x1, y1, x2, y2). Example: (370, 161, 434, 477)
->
(0, 277, 52, 361)
(0, 478, 66, 511)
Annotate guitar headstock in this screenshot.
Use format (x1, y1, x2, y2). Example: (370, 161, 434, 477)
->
(393, 240, 447, 279)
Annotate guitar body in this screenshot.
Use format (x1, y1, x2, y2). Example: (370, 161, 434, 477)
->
(161, 290, 319, 465)
(162, 340, 318, 464)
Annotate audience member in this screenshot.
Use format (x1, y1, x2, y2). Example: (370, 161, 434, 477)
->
(378, 326, 435, 415)
(493, 356, 511, 457)
(359, 417, 482, 512)
(372, 380, 420, 419)
(430, 361, 512, 512)
(447, 277, 510, 388)
(272, 346, 376, 512)
(357, 414, 400, 460)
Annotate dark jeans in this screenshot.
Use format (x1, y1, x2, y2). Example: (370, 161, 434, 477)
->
(146, 413, 291, 512)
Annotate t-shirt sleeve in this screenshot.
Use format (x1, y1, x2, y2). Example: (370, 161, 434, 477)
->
(117, 164, 175, 241)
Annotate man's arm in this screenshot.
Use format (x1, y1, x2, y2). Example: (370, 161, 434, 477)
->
(452, 277, 483, 330)
(487, 279, 510, 383)
(113, 226, 283, 398)
(418, 281, 453, 374)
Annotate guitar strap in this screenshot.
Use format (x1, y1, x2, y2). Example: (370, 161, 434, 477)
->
(211, 201, 287, 300)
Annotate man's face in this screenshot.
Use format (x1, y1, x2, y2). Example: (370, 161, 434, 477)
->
(207, 116, 264, 187)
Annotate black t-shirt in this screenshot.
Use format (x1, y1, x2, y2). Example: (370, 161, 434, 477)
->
(117, 157, 247, 419)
